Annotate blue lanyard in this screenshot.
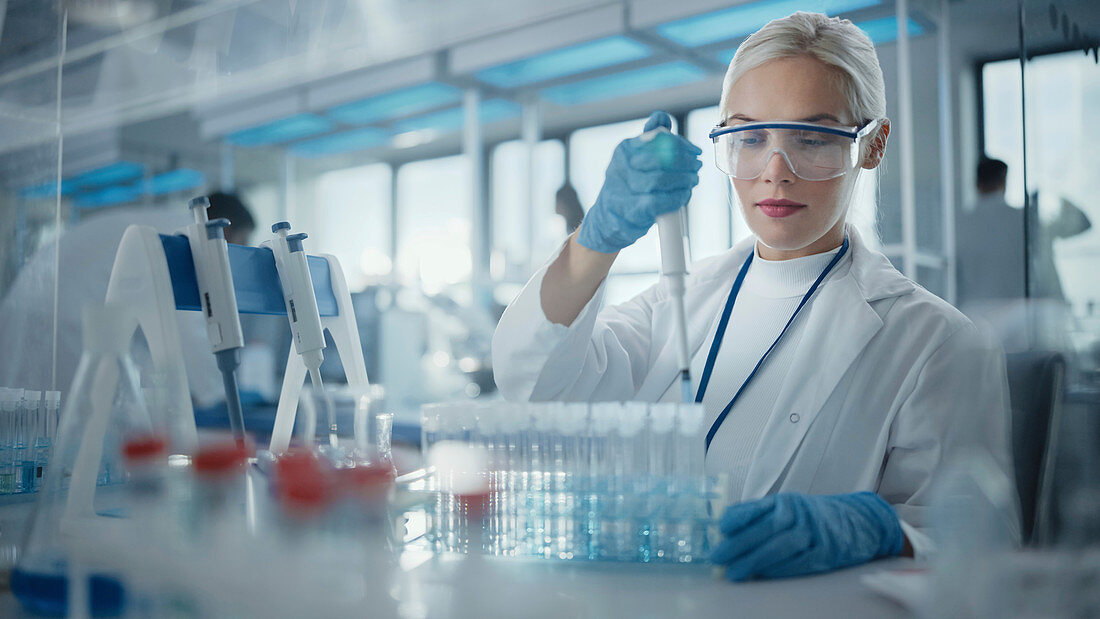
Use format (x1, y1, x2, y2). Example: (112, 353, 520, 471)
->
(697, 236, 850, 454)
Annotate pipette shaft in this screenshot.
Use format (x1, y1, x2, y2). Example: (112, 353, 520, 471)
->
(656, 210, 692, 404)
(642, 125, 693, 404)
(216, 349, 246, 444)
(309, 367, 338, 448)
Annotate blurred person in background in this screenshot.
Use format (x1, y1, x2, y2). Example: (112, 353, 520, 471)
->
(957, 157, 1091, 352)
(0, 192, 259, 408)
(555, 182, 585, 234)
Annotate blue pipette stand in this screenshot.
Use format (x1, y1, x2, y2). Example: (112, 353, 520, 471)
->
(102, 224, 372, 455)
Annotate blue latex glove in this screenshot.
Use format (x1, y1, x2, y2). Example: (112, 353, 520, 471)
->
(576, 110, 702, 254)
(710, 492, 904, 581)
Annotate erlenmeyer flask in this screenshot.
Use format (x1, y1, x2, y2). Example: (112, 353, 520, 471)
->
(11, 303, 153, 617)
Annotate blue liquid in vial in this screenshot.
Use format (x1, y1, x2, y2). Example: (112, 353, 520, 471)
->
(21, 460, 37, 493)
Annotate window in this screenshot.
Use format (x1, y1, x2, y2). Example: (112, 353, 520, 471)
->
(312, 163, 392, 291)
(982, 52, 1100, 317)
(396, 155, 473, 295)
(491, 139, 567, 277)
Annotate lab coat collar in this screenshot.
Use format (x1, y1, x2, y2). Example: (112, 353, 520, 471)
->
(690, 224, 915, 305)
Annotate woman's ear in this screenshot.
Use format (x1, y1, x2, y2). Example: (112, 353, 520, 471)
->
(862, 119, 890, 170)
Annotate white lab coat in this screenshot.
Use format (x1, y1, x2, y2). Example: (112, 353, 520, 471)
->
(492, 226, 1016, 558)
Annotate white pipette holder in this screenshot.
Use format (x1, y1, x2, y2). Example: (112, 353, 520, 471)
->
(95, 221, 370, 458)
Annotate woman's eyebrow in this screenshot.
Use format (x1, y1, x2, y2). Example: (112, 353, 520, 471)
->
(799, 113, 843, 123)
(721, 112, 845, 125)
(721, 113, 756, 125)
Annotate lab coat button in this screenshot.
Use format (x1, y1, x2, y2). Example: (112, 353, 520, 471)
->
(789, 413, 800, 423)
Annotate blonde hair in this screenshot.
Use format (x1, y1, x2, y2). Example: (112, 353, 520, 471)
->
(719, 11, 886, 126)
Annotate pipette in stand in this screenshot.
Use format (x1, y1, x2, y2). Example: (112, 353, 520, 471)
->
(641, 125, 693, 404)
(185, 197, 247, 444)
(266, 222, 336, 448)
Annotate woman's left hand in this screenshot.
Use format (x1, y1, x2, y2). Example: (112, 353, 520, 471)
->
(709, 491, 905, 581)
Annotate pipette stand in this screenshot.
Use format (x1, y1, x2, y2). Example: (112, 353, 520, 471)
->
(103, 224, 200, 449)
(100, 222, 372, 455)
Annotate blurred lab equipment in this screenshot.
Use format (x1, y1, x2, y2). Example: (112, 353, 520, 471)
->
(11, 304, 155, 616)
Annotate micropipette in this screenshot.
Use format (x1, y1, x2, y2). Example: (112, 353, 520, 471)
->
(641, 126, 693, 404)
(184, 196, 247, 444)
(265, 222, 336, 447)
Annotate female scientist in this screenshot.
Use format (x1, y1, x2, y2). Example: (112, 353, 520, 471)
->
(492, 12, 1015, 580)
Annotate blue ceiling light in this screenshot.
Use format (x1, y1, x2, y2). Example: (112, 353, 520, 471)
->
(657, 0, 880, 47)
(541, 61, 709, 106)
(326, 83, 464, 125)
(391, 99, 522, 133)
(226, 114, 334, 147)
(20, 179, 77, 200)
(475, 36, 653, 88)
(72, 161, 145, 187)
(74, 185, 142, 209)
(291, 127, 392, 158)
(854, 16, 926, 44)
(145, 169, 205, 195)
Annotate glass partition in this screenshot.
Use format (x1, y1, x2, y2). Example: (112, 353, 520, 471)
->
(0, 9, 64, 395)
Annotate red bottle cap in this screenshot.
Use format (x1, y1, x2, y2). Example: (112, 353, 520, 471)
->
(122, 434, 168, 463)
(275, 451, 333, 515)
(192, 440, 250, 477)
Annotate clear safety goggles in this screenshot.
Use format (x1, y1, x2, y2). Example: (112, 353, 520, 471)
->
(708, 119, 882, 181)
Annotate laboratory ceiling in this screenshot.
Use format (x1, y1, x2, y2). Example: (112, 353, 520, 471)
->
(0, 0, 1096, 192)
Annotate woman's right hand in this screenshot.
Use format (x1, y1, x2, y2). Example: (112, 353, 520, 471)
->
(576, 110, 703, 254)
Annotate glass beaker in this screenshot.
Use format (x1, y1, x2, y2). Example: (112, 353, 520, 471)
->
(294, 384, 392, 471)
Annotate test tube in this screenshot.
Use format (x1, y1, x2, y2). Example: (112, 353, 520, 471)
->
(437, 405, 466, 551)
(420, 404, 443, 550)
(672, 403, 706, 563)
(43, 392, 60, 487)
(532, 405, 555, 558)
(0, 389, 13, 495)
(23, 391, 42, 493)
(551, 403, 583, 559)
(9, 389, 28, 493)
(475, 403, 502, 555)
(508, 402, 532, 556)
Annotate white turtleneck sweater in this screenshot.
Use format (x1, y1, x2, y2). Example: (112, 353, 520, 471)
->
(687, 244, 851, 502)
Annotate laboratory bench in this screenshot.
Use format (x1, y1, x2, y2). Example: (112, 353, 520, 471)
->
(0, 552, 915, 618)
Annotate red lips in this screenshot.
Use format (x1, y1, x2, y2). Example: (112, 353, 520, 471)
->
(756, 198, 806, 218)
(757, 198, 806, 207)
